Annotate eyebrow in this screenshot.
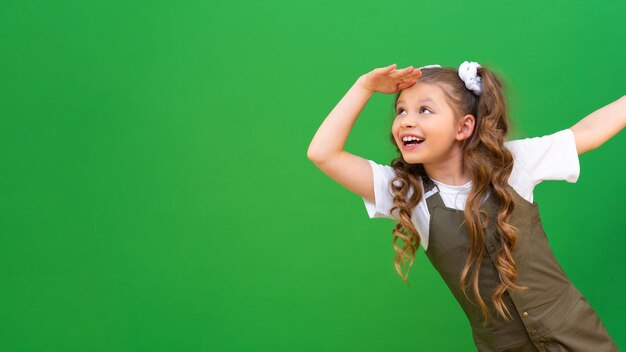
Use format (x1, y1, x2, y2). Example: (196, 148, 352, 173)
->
(396, 98, 436, 107)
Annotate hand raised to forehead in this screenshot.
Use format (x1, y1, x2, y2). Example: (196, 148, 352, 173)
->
(359, 64, 422, 95)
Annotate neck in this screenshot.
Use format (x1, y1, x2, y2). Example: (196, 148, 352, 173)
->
(423, 150, 472, 186)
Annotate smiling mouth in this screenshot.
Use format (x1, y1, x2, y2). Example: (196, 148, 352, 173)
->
(402, 139, 425, 146)
(401, 140, 425, 152)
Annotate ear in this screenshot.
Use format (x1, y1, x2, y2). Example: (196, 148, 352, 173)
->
(455, 114, 475, 141)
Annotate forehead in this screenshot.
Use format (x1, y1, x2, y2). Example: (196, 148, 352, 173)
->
(396, 82, 446, 106)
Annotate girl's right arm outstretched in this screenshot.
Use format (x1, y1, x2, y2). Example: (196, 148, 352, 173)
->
(307, 64, 421, 203)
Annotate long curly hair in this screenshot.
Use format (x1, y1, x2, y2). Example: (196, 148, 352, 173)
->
(388, 64, 527, 323)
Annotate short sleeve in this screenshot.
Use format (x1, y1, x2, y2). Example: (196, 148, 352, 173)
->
(362, 160, 399, 219)
(505, 128, 580, 186)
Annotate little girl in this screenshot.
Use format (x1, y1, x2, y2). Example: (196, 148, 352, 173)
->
(307, 62, 623, 351)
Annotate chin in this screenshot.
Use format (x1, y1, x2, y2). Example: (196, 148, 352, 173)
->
(401, 155, 422, 165)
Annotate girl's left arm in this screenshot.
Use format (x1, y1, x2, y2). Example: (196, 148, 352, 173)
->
(570, 95, 626, 155)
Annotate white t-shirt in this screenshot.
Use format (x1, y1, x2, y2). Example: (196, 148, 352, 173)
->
(362, 128, 580, 251)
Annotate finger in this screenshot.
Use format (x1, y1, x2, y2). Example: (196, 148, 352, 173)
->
(403, 70, 422, 80)
(399, 76, 418, 85)
(382, 63, 396, 72)
(410, 70, 422, 78)
(374, 63, 397, 75)
(401, 74, 419, 82)
(397, 80, 417, 90)
(398, 66, 416, 76)
(389, 66, 414, 78)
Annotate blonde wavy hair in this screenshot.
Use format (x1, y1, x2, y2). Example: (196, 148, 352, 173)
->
(388, 64, 527, 323)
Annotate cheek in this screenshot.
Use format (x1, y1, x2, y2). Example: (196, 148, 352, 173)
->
(391, 124, 400, 141)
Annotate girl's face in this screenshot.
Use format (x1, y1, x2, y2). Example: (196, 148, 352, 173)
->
(392, 82, 467, 166)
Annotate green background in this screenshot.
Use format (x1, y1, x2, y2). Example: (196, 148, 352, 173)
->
(1, 0, 624, 351)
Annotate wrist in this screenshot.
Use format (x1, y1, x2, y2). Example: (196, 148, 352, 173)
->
(356, 75, 375, 95)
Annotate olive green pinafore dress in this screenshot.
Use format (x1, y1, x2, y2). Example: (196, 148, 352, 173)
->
(421, 176, 618, 351)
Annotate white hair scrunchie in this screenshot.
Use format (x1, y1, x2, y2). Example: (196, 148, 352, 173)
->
(458, 61, 482, 95)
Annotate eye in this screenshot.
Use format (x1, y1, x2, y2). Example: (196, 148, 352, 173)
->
(396, 106, 432, 115)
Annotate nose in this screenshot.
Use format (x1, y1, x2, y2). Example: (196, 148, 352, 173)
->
(399, 114, 417, 128)
(401, 120, 414, 128)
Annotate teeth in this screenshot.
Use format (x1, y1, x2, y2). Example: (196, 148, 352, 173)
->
(402, 136, 425, 142)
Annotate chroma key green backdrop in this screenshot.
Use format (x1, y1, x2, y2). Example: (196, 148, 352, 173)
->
(1, 0, 624, 351)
